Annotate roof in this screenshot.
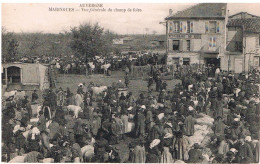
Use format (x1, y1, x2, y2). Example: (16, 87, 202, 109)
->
(165, 3, 227, 20)
(227, 18, 260, 33)
(2, 63, 47, 69)
(229, 12, 260, 19)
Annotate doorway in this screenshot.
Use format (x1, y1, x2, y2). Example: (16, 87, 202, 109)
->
(7, 66, 21, 83)
(205, 58, 220, 77)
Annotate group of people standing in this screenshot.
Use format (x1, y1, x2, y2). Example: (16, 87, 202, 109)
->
(2, 63, 260, 163)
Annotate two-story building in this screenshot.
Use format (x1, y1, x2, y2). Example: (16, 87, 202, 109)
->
(165, 3, 227, 69)
(226, 12, 260, 73)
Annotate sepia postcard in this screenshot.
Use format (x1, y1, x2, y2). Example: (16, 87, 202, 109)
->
(1, 2, 260, 163)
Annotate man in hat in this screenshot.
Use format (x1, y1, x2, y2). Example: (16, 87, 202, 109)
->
(135, 107, 146, 138)
(148, 76, 153, 92)
(188, 143, 203, 163)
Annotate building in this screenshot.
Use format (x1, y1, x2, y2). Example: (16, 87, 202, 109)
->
(226, 13, 260, 73)
(165, 3, 227, 67)
(149, 35, 166, 49)
(2, 63, 50, 91)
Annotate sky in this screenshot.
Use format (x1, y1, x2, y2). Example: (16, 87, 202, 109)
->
(2, 3, 260, 35)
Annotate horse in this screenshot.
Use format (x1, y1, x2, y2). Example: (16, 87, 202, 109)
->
(88, 62, 95, 75)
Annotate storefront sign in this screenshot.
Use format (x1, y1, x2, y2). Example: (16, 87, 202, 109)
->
(168, 33, 201, 39)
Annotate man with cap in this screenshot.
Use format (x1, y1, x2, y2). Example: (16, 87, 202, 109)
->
(188, 143, 203, 163)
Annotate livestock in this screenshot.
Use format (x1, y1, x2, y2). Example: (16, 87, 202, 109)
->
(88, 62, 95, 75)
(101, 63, 111, 75)
(64, 105, 83, 118)
(91, 86, 108, 97)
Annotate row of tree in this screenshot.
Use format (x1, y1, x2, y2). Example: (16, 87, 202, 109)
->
(2, 23, 118, 63)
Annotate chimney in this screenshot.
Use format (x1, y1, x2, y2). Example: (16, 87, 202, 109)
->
(221, 7, 226, 16)
(169, 9, 173, 15)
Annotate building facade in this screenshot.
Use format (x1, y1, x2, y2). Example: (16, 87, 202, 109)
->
(226, 13, 260, 72)
(165, 3, 227, 69)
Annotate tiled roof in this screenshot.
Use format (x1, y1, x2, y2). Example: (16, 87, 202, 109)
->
(165, 3, 227, 20)
(229, 12, 260, 19)
(227, 18, 260, 33)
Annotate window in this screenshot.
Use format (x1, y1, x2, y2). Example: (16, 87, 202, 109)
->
(173, 21, 180, 33)
(183, 58, 190, 65)
(205, 22, 209, 33)
(209, 21, 217, 33)
(180, 22, 183, 32)
(190, 22, 193, 33)
(209, 37, 216, 47)
(172, 40, 180, 51)
(169, 22, 173, 33)
(187, 21, 191, 33)
(187, 40, 191, 51)
(235, 41, 243, 52)
(216, 22, 220, 33)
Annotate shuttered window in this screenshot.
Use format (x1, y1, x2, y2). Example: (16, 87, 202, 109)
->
(190, 22, 193, 33)
(209, 37, 217, 47)
(187, 21, 190, 33)
(169, 22, 173, 33)
(205, 22, 209, 33)
(216, 22, 220, 33)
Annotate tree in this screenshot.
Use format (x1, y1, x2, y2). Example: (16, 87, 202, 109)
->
(152, 30, 157, 35)
(2, 27, 19, 62)
(70, 23, 114, 63)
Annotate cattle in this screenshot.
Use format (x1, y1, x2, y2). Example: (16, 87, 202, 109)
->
(64, 105, 83, 118)
(91, 86, 108, 97)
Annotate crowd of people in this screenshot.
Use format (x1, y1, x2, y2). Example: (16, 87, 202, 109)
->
(2, 63, 260, 163)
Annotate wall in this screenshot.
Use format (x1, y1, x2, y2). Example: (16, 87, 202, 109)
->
(167, 19, 226, 53)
